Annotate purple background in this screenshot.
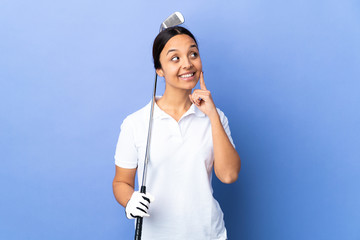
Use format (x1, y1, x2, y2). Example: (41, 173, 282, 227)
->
(1, 0, 359, 239)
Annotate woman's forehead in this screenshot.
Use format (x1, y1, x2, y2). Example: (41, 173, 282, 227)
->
(163, 34, 197, 52)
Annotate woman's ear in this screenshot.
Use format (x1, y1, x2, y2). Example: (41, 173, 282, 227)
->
(156, 68, 164, 77)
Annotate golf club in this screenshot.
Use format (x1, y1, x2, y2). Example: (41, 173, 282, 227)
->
(134, 11, 185, 240)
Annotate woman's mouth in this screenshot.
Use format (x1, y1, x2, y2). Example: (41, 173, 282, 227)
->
(179, 72, 195, 80)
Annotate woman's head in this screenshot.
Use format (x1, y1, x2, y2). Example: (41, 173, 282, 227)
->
(153, 26, 198, 70)
(152, 26, 202, 91)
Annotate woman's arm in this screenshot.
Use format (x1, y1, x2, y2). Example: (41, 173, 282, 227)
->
(209, 111, 241, 184)
(112, 166, 137, 207)
(189, 72, 241, 184)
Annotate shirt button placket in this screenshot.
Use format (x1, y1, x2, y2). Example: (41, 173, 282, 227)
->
(176, 120, 183, 141)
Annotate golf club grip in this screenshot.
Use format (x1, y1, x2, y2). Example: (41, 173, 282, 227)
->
(134, 186, 146, 240)
(134, 217, 143, 240)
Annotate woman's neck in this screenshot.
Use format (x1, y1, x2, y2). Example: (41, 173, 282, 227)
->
(156, 88, 193, 121)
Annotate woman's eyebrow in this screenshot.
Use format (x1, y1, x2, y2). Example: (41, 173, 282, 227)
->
(166, 49, 177, 55)
(166, 44, 198, 56)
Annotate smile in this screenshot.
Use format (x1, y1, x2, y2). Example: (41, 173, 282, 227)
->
(179, 72, 195, 78)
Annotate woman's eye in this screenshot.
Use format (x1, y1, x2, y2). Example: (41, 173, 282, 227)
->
(171, 56, 179, 61)
(190, 52, 198, 58)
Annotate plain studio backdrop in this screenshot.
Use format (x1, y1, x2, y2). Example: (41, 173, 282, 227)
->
(1, 0, 359, 239)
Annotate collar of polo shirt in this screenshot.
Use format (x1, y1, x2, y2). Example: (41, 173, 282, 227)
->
(153, 96, 205, 120)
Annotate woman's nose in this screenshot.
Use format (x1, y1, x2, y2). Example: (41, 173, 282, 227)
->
(182, 57, 193, 69)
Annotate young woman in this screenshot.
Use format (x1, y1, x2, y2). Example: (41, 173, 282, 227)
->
(113, 26, 241, 239)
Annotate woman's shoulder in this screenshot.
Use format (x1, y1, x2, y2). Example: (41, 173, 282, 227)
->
(215, 107, 231, 126)
(215, 107, 227, 118)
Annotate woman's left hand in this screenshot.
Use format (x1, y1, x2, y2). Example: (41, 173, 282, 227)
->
(189, 72, 218, 119)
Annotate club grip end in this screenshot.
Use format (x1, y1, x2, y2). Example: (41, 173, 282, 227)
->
(134, 186, 146, 240)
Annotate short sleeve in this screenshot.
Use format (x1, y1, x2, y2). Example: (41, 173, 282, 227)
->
(114, 117, 138, 168)
(217, 109, 236, 149)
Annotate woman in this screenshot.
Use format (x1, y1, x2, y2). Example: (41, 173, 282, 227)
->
(113, 26, 241, 239)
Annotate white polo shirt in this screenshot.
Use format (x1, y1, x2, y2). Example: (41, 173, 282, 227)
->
(114, 98, 235, 240)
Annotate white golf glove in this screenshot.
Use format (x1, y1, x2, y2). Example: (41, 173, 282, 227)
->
(125, 191, 155, 219)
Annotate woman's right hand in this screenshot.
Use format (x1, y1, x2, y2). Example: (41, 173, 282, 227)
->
(125, 191, 155, 219)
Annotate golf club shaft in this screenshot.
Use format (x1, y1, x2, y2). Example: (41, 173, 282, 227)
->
(134, 73, 157, 240)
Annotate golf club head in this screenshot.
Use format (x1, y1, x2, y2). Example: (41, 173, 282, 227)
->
(160, 12, 185, 32)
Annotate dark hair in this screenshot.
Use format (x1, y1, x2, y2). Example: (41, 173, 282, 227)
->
(152, 26, 198, 69)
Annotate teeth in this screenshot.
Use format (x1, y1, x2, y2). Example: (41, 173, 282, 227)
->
(180, 73, 194, 78)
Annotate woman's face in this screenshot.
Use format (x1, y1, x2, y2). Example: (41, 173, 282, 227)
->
(156, 34, 202, 91)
